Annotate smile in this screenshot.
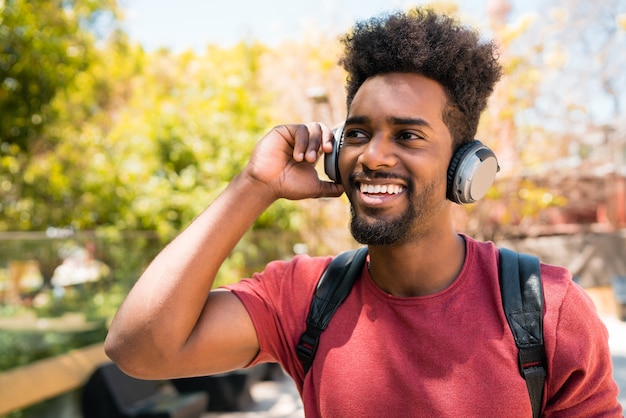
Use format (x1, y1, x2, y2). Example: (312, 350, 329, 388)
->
(359, 183, 405, 195)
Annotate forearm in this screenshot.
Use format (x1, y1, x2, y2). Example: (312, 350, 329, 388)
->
(105, 172, 274, 371)
(105, 122, 342, 377)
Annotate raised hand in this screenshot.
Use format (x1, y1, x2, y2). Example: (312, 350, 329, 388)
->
(243, 122, 344, 201)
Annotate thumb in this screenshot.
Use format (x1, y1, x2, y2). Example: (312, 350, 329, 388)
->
(316, 181, 345, 198)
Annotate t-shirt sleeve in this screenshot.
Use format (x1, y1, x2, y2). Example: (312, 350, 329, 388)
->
(224, 254, 331, 382)
(542, 266, 622, 416)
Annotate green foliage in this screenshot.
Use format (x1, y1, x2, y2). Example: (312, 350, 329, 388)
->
(0, 0, 128, 231)
(0, 0, 119, 152)
(98, 42, 283, 236)
(0, 8, 320, 385)
(0, 324, 108, 372)
(0, 3, 303, 237)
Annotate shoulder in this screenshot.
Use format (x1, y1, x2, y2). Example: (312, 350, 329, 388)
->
(464, 234, 582, 324)
(226, 254, 332, 308)
(461, 235, 499, 274)
(541, 262, 602, 337)
(539, 266, 620, 414)
(464, 234, 573, 291)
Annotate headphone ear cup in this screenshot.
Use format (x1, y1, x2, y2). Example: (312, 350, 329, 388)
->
(446, 141, 474, 201)
(325, 126, 343, 183)
(447, 140, 499, 204)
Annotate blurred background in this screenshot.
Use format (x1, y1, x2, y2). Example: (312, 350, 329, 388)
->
(1, 0, 625, 416)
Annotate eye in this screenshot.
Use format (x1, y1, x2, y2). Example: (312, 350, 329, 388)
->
(394, 130, 425, 146)
(343, 129, 370, 145)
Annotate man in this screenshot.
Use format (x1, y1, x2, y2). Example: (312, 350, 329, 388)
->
(105, 8, 622, 416)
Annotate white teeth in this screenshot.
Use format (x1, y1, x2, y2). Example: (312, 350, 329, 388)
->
(360, 183, 403, 194)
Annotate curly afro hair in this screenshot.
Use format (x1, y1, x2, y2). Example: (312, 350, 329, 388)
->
(339, 7, 502, 147)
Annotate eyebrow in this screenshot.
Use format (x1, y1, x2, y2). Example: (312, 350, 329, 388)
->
(345, 115, 433, 129)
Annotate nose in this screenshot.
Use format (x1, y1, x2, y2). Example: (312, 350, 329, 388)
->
(357, 134, 397, 172)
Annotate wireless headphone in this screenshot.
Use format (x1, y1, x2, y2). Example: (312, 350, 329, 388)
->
(324, 125, 500, 204)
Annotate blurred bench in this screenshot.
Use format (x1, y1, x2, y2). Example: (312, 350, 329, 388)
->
(81, 361, 208, 418)
(171, 363, 282, 412)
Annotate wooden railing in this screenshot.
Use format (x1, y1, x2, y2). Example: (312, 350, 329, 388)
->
(0, 342, 108, 415)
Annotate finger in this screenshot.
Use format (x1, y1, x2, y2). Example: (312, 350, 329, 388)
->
(291, 124, 311, 162)
(324, 123, 342, 154)
(302, 122, 324, 163)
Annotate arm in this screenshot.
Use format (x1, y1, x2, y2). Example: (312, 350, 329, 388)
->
(104, 123, 343, 379)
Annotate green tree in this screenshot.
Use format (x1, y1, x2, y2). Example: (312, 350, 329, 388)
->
(0, 0, 119, 152)
(0, 0, 124, 230)
(98, 43, 288, 238)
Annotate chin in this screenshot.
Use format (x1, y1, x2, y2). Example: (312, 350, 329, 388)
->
(349, 207, 413, 246)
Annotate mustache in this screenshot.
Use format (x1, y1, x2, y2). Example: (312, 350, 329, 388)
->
(348, 171, 408, 183)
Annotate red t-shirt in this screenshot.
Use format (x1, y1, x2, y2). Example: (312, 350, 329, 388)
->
(227, 236, 622, 417)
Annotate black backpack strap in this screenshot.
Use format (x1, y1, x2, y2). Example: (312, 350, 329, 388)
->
(499, 247, 546, 418)
(296, 247, 368, 375)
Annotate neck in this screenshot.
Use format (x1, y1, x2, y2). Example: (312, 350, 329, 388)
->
(367, 233, 466, 297)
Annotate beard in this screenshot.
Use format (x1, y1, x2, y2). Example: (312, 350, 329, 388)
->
(347, 173, 441, 246)
(349, 199, 416, 246)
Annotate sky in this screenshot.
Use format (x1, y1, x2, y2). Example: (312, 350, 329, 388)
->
(119, 0, 539, 52)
